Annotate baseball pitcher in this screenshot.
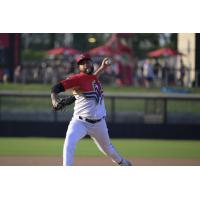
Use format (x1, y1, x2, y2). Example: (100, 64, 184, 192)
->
(51, 54, 132, 166)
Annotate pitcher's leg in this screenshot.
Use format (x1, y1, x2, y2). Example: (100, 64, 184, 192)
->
(89, 119, 123, 164)
(63, 119, 87, 166)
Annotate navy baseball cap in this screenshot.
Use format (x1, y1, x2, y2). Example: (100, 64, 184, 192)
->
(76, 54, 92, 64)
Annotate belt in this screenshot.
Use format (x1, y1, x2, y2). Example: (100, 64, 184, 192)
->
(79, 116, 103, 124)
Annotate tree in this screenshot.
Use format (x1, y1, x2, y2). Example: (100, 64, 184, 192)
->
(73, 33, 111, 52)
(131, 33, 177, 59)
(131, 33, 162, 59)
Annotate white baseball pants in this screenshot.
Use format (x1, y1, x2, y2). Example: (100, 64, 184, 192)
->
(63, 116, 123, 166)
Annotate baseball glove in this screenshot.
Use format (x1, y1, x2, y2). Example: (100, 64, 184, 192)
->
(53, 95, 76, 111)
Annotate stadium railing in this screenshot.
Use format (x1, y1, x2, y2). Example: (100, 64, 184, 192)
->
(1, 91, 200, 124)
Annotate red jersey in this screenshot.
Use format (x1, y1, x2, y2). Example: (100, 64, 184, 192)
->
(60, 72, 106, 119)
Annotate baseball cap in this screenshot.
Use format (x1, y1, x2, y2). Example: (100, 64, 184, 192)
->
(76, 54, 92, 64)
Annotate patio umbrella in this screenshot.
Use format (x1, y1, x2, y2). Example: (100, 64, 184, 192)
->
(88, 43, 133, 56)
(115, 43, 133, 54)
(47, 47, 80, 55)
(88, 45, 115, 56)
(148, 48, 183, 58)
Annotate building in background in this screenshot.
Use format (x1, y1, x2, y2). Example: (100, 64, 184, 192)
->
(178, 33, 195, 87)
(178, 33, 200, 87)
(0, 33, 20, 82)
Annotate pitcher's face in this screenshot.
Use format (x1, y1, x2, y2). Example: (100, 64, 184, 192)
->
(79, 60, 94, 73)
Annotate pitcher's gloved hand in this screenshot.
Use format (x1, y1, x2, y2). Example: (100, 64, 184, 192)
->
(53, 95, 76, 111)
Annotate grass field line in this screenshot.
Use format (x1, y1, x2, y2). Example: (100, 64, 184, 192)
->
(0, 137, 200, 158)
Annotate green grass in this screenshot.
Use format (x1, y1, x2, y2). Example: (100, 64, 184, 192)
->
(0, 83, 52, 92)
(1, 97, 52, 110)
(0, 137, 62, 156)
(0, 137, 200, 159)
(1, 83, 200, 93)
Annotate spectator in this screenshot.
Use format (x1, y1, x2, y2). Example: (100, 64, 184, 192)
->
(162, 61, 170, 86)
(14, 65, 22, 83)
(21, 66, 28, 84)
(3, 68, 10, 83)
(143, 59, 154, 88)
(186, 64, 191, 87)
(153, 59, 162, 87)
(44, 65, 53, 84)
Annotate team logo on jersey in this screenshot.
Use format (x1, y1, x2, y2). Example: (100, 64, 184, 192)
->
(83, 80, 103, 104)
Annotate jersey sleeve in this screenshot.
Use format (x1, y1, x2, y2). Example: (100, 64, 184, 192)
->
(60, 75, 80, 90)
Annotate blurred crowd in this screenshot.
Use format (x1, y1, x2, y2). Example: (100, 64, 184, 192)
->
(135, 58, 194, 88)
(0, 54, 196, 88)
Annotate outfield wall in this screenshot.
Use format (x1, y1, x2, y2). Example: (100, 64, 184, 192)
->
(1, 121, 200, 140)
(1, 92, 200, 139)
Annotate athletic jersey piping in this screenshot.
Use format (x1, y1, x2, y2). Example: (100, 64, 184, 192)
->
(83, 91, 103, 104)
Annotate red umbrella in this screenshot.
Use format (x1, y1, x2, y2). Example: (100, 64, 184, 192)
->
(47, 48, 66, 55)
(148, 48, 183, 58)
(115, 43, 133, 54)
(88, 43, 133, 56)
(88, 45, 115, 56)
(88, 33, 133, 57)
(64, 48, 81, 55)
(105, 34, 133, 55)
(47, 47, 80, 55)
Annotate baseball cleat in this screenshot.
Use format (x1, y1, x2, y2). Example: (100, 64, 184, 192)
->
(118, 158, 132, 166)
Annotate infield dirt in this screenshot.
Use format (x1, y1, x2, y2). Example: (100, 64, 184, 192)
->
(0, 156, 200, 166)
